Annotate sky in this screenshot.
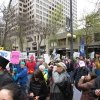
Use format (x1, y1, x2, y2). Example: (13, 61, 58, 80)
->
(0, 0, 98, 20)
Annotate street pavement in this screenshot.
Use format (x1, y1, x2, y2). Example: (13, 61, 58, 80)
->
(73, 86, 82, 100)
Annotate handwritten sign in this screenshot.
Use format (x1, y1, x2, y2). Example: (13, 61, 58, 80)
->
(10, 51, 20, 64)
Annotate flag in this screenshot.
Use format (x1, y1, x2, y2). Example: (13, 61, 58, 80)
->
(80, 36, 85, 57)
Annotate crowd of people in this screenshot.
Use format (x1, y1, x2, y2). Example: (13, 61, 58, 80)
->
(0, 54, 100, 100)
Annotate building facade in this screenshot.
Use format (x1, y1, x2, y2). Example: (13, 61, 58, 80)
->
(8, 0, 77, 54)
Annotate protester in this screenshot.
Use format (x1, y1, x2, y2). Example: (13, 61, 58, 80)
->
(0, 83, 28, 100)
(0, 56, 14, 88)
(66, 59, 74, 84)
(73, 57, 90, 91)
(29, 70, 48, 100)
(26, 55, 36, 88)
(95, 57, 100, 76)
(90, 75, 100, 100)
(26, 55, 36, 74)
(78, 73, 96, 100)
(14, 61, 28, 93)
(43, 62, 49, 76)
(50, 62, 73, 100)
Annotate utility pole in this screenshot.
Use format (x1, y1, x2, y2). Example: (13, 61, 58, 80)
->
(70, 0, 73, 61)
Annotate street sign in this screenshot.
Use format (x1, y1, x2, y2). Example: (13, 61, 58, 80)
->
(0, 47, 4, 50)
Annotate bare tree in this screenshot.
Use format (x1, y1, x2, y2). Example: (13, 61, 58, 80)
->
(1, 0, 13, 49)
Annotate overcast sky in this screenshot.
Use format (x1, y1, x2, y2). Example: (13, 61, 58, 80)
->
(0, 0, 98, 20)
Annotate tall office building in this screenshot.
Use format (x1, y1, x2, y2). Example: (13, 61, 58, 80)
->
(9, 0, 77, 51)
(10, 0, 77, 28)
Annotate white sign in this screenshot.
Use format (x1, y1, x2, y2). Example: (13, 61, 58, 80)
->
(90, 52, 95, 59)
(20, 52, 27, 60)
(44, 54, 50, 64)
(0, 51, 11, 61)
(73, 52, 80, 58)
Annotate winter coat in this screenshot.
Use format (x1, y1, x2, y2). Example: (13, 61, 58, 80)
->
(50, 71, 72, 100)
(29, 80, 48, 100)
(26, 61, 36, 74)
(16, 67, 28, 85)
(66, 62, 74, 72)
(73, 67, 89, 91)
(74, 67, 89, 83)
(90, 76, 100, 100)
(78, 78, 95, 100)
(0, 71, 13, 88)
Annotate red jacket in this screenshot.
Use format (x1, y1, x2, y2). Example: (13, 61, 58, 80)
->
(26, 61, 36, 74)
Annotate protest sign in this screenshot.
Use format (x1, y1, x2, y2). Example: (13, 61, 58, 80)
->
(0, 51, 11, 61)
(20, 52, 27, 60)
(44, 54, 50, 64)
(10, 51, 20, 64)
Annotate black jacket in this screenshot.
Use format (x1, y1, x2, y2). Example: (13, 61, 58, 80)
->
(0, 71, 13, 88)
(66, 62, 74, 72)
(29, 80, 48, 100)
(73, 67, 89, 83)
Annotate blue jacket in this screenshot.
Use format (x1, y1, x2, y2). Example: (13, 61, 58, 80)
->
(16, 66, 28, 85)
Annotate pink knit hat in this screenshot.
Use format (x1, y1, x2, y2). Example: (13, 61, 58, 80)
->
(30, 55, 34, 60)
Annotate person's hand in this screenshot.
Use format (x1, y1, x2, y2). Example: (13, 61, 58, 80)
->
(29, 93, 34, 97)
(95, 89, 100, 96)
(12, 72, 14, 76)
(81, 76, 85, 80)
(34, 96, 39, 100)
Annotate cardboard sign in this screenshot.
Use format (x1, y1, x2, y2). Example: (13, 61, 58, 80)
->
(10, 51, 20, 64)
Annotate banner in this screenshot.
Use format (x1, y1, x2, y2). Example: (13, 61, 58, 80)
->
(10, 51, 20, 64)
(0, 51, 11, 61)
(80, 36, 85, 57)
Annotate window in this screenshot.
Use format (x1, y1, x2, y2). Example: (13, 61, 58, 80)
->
(37, 0, 39, 3)
(19, 13, 22, 15)
(23, 5, 27, 8)
(40, 11, 42, 14)
(36, 4, 39, 8)
(23, 9, 27, 12)
(32, 15, 34, 18)
(36, 9, 39, 13)
(34, 36, 36, 42)
(19, 8, 22, 11)
(40, 6, 42, 9)
(36, 14, 39, 18)
(19, 3, 22, 6)
(40, 1, 42, 4)
(40, 16, 42, 19)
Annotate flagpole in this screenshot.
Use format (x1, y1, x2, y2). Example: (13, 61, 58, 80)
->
(70, 0, 73, 61)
